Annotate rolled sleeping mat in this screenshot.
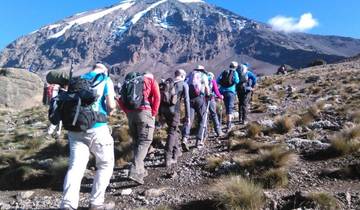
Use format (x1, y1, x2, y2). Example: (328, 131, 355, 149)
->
(46, 70, 70, 86)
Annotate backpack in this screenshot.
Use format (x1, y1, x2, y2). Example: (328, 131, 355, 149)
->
(219, 70, 235, 88)
(159, 78, 178, 106)
(187, 70, 204, 99)
(48, 73, 107, 132)
(120, 72, 144, 110)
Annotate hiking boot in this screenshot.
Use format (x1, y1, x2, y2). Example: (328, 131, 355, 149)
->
(89, 201, 115, 210)
(128, 173, 144, 185)
(181, 137, 190, 152)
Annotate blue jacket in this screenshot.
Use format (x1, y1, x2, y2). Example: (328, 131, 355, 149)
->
(217, 69, 240, 94)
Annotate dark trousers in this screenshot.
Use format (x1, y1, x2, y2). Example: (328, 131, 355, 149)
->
(182, 95, 207, 141)
(161, 107, 181, 161)
(238, 91, 251, 122)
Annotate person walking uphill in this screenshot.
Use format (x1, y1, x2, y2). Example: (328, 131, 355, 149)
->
(217, 61, 240, 132)
(207, 72, 224, 137)
(159, 69, 190, 168)
(236, 63, 257, 124)
(182, 65, 210, 150)
(60, 63, 117, 210)
(117, 72, 160, 185)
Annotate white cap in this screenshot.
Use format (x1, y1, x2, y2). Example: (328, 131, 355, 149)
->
(230, 61, 239, 69)
(93, 63, 108, 74)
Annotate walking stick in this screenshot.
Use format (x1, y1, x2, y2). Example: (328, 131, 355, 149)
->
(200, 97, 211, 142)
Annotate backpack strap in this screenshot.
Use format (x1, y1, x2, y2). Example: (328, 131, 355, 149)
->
(72, 97, 82, 126)
(91, 73, 106, 88)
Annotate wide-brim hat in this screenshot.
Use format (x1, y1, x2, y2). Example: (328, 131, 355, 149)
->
(195, 65, 205, 71)
(229, 61, 239, 69)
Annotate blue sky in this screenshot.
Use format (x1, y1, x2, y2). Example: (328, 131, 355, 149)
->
(1, 0, 359, 50)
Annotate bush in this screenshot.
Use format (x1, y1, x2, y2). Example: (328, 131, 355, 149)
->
(273, 116, 294, 134)
(205, 156, 224, 172)
(330, 125, 360, 155)
(212, 176, 265, 210)
(308, 192, 341, 210)
(259, 168, 288, 188)
(247, 123, 262, 138)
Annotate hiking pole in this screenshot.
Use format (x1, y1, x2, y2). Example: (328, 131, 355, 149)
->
(69, 61, 74, 81)
(200, 96, 211, 143)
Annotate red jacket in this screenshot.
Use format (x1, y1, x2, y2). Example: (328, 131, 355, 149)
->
(118, 73, 160, 116)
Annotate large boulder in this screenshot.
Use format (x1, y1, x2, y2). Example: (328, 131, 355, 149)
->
(0, 68, 43, 110)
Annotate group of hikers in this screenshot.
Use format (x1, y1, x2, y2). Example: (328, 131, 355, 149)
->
(45, 61, 257, 210)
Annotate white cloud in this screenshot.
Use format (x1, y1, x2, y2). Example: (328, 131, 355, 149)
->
(268, 13, 319, 33)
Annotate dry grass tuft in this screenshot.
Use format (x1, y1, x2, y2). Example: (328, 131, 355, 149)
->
(330, 125, 360, 155)
(259, 168, 289, 189)
(350, 111, 360, 123)
(273, 116, 295, 134)
(240, 147, 298, 170)
(247, 123, 262, 138)
(212, 176, 265, 210)
(48, 156, 68, 188)
(307, 192, 341, 210)
(205, 156, 225, 172)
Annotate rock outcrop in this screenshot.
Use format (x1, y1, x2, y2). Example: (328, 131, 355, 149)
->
(0, 68, 43, 110)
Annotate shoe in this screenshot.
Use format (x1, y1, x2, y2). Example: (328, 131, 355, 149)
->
(216, 131, 225, 137)
(165, 158, 177, 168)
(181, 138, 190, 152)
(89, 201, 115, 210)
(196, 140, 204, 149)
(60, 204, 75, 210)
(128, 173, 144, 185)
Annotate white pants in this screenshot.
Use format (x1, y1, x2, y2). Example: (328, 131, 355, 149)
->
(60, 126, 114, 209)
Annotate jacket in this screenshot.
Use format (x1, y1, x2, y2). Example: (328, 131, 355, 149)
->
(217, 69, 240, 94)
(118, 73, 160, 116)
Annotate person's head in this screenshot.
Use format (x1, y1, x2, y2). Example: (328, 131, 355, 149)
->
(229, 61, 238, 70)
(175, 69, 187, 80)
(208, 72, 215, 80)
(93, 63, 108, 74)
(240, 63, 248, 74)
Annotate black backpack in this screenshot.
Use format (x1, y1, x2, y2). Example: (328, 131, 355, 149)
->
(48, 74, 107, 132)
(159, 78, 178, 106)
(120, 72, 144, 110)
(219, 70, 235, 88)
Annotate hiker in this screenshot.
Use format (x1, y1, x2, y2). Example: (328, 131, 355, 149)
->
(182, 65, 210, 150)
(117, 72, 160, 185)
(207, 72, 224, 137)
(277, 64, 287, 75)
(60, 63, 116, 210)
(159, 69, 190, 167)
(236, 63, 257, 124)
(217, 61, 240, 132)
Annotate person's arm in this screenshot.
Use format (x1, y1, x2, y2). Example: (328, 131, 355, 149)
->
(212, 79, 223, 99)
(183, 83, 191, 120)
(104, 79, 116, 115)
(249, 72, 257, 88)
(151, 79, 161, 117)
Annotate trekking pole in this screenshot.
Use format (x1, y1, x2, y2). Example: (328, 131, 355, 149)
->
(200, 96, 211, 142)
(69, 61, 74, 81)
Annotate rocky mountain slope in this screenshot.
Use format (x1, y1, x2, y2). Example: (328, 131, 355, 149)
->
(0, 68, 43, 110)
(0, 58, 359, 209)
(1, 0, 360, 77)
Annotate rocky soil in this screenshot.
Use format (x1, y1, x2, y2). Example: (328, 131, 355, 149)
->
(0, 60, 359, 210)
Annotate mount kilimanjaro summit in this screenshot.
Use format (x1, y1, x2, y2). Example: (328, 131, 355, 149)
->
(1, 0, 360, 76)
